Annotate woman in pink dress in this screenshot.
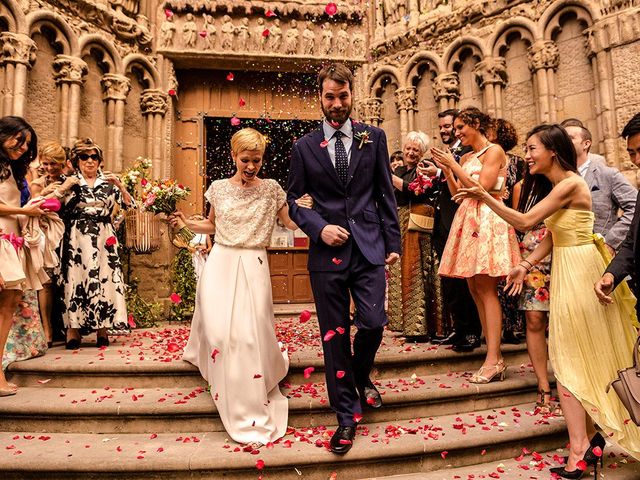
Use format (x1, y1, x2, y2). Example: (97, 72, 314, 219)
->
(431, 107, 521, 384)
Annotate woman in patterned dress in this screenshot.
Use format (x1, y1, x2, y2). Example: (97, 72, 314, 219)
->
(170, 128, 299, 447)
(56, 138, 133, 349)
(431, 107, 521, 384)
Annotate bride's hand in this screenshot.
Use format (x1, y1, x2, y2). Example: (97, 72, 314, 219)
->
(295, 193, 314, 210)
(504, 265, 527, 296)
(168, 211, 187, 229)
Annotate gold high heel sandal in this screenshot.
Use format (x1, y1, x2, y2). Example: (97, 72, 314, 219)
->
(469, 360, 507, 384)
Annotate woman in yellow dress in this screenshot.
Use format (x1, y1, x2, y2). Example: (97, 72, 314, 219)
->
(454, 123, 640, 479)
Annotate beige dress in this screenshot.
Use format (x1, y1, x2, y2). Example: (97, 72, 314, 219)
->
(182, 178, 289, 445)
(0, 171, 26, 289)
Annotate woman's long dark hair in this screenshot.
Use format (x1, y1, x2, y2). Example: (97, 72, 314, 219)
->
(517, 124, 576, 214)
(0, 116, 38, 183)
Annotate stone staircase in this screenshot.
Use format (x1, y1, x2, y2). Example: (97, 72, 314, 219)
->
(0, 304, 580, 479)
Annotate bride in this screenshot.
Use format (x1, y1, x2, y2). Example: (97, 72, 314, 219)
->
(170, 128, 305, 446)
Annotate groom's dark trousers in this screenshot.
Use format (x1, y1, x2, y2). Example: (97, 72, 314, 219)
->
(287, 121, 401, 427)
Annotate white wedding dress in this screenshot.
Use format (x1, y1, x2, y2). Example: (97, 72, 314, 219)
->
(183, 178, 289, 445)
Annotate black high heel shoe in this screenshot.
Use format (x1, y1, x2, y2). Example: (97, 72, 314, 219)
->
(548, 466, 585, 479)
(562, 432, 605, 467)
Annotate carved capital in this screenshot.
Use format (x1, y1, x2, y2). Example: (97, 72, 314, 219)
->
(140, 89, 169, 116)
(473, 57, 507, 88)
(0, 32, 37, 67)
(53, 55, 88, 85)
(394, 86, 417, 113)
(527, 40, 560, 72)
(433, 72, 460, 102)
(359, 97, 384, 124)
(101, 73, 131, 101)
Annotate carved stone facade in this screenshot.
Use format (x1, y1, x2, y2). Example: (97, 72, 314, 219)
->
(2, 0, 640, 297)
(367, 0, 640, 171)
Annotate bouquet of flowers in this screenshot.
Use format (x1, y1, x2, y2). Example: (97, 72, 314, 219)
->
(141, 179, 191, 215)
(408, 174, 434, 196)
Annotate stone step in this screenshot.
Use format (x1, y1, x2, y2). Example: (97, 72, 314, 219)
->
(6, 324, 530, 388)
(273, 303, 316, 319)
(367, 444, 640, 479)
(0, 402, 567, 480)
(0, 366, 554, 433)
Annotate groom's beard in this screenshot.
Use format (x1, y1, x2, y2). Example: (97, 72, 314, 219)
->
(322, 104, 353, 127)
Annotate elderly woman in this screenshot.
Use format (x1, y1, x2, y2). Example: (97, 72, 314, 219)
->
(387, 131, 444, 342)
(170, 128, 297, 447)
(55, 138, 132, 349)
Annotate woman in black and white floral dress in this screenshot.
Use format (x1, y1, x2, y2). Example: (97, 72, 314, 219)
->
(56, 138, 133, 349)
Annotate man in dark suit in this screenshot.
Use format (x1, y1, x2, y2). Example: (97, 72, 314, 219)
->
(594, 112, 640, 308)
(287, 63, 401, 455)
(431, 109, 481, 352)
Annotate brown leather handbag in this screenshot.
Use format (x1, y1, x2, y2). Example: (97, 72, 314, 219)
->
(607, 337, 640, 426)
(407, 204, 434, 233)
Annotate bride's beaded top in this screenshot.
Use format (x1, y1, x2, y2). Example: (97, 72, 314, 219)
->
(205, 178, 286, 248)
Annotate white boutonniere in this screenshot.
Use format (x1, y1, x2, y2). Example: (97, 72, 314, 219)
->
(354, 129, 373, 149)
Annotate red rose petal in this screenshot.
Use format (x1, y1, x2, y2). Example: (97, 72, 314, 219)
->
(332, 257, 343, 265)
(127, 314, 136, 329)
(576, 460, 587, 471)
(105, 236, 117, 247)
(164, 8, 173, 18)
(149, 433, 157, 439)
(256, 459, 265, 470)
(323, 330, 336, 342)
(169, 293, 182, 304)
(320, 139, 329, 148)
(226, 72, 234, 81)
(325, 2, 338, 16)
(336, 370, 345, 378)
(299, 310, 311, 323)
(441, 450, 448, 459)
(199, 30, 207, 38)
(253, 374, 263, 379)
(353, 413, 363, 422)
(168, 88, 177, 96)
(166, 342, 180, 353)
(592, 446, 603, 457)
(303, 366, 315, 379)
(262, 28, 270, 37)
(239, 97, 246, 107)
(211, 348, 220, 362)
(336, 327, 345, 334)
(265, 9, 276, 17)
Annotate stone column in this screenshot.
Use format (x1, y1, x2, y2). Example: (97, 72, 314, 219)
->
(53, 55, 88, 146)
(585, 23, 617, 164)
(359, 97, 384, 127)
(395, 86, 417, 139)
(473, 57, 508, 118)
(101, 73, 130, 172)
(527, 40, 560, 123)
(140, 89, 169, 178)
(433, 72, 460, 112)
(0, 32, 37, 117)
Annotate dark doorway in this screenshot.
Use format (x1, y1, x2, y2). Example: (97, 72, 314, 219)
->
(204, 117, 319, 190)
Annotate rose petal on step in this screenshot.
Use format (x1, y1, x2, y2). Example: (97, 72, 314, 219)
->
(127, 314, 136, 329)
(157, 447, 164, 452)
(299, 310, 311, 323)
(353, 413, 363, 422)
(323, 330, 336, 342)
(325, 2, 338, 16)
(116, 446, 122, 452)
(303, 367, 315, 379)
(256, 459, 265, 470)
(441, 450, 448, 459)
(169, 293, 182, 304)
(166, 342, 180, 353)
(37, 379, 52, 384)
(332, 257, 343, 265)
(149, 433, 157, 440)
(336, 327, 345, 334)
(336, 370, 345, 378)
(226, 72, 234, 81)
(338, 439, 352, 445)
(366, 397, 375, 405)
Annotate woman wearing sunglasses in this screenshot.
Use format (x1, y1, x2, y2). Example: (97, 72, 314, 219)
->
(54, 138, 133, 349)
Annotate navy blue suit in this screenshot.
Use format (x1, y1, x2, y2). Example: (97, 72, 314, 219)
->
(288, 120, 401, 426)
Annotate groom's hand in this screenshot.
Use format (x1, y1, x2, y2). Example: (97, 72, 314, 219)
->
(321, 225, 350, 246)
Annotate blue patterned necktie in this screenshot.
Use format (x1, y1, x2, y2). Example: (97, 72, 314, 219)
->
(334, 130, 348, 185)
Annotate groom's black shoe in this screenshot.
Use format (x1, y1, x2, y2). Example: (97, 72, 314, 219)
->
(358, 381, 383, 409)
(330, 426, 356, 454)
(430, 331, 459, 345)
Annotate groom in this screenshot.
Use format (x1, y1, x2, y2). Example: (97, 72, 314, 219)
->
(287, 63, 401, 454)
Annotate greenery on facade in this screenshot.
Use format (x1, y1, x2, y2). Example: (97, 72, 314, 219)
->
(169, 247, 197, 322)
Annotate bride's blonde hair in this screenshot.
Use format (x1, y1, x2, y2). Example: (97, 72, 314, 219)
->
(231, 128, 267, 155)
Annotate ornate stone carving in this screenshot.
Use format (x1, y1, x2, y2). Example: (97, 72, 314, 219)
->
(321, 23, 333, 55)
(353, 32, 366, 54)
(395, 86, 417, 112)
(101, 73, 131, 101)
(584, 23, 609, 58)
(140, 89, 169, 116)
(359, 97, 384, 124)
(284, 20, 300, 55)
(237, 18, 250, 51)
(0, 32, 37, 67)
(220, 15, 235, 50)
(52, 55, 88, 85)
(160, 16, 177, 48)
(527, 40, 560, 72)
(384, 0, 407, 24)
(301, 22, 315, 55)
(269, 19, 283, 52)
(433, 72, 460, 102)
(182, 13, 197, 48)
(336, 25, 349, 56)
(253, 17, 268, 51)
(202, 14, 217, 50)
(109, 0, 139, 17)
(473, 57, 508, 88)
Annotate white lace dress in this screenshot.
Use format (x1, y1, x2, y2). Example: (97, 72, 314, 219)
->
(182, 178, 290, 444)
